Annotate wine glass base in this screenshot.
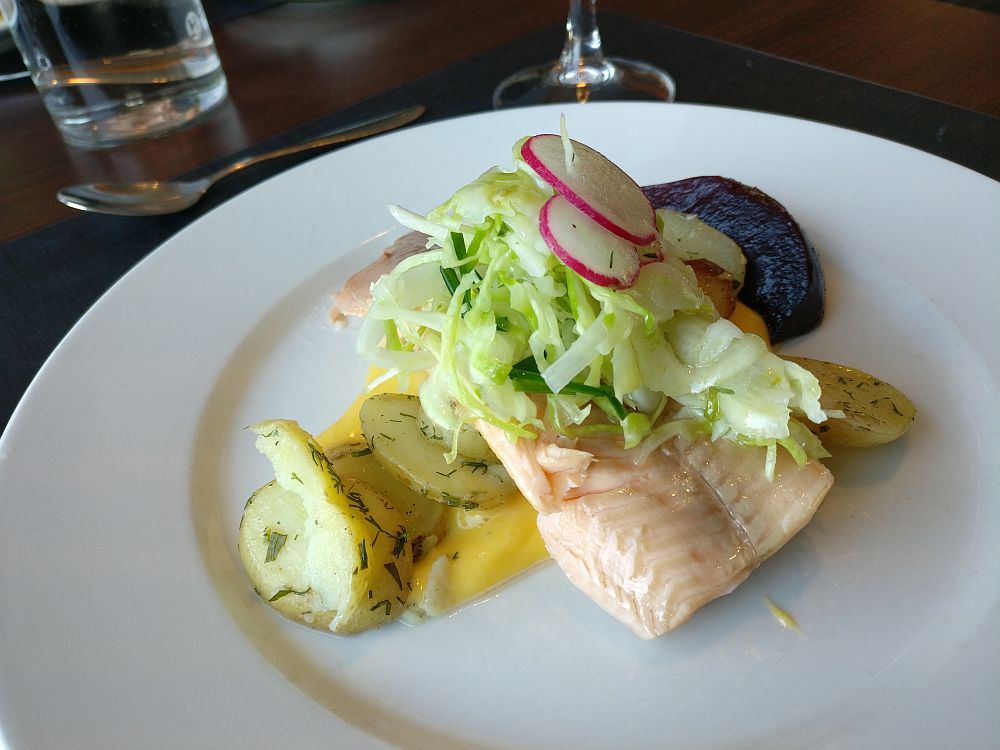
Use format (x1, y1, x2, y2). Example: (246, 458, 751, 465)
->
(493, 57, 676, 109)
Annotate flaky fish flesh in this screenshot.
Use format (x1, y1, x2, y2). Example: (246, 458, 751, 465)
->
(478, 424, 833, 638)
(330, 231, 429, 321)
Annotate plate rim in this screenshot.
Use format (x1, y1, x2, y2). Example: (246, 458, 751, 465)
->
(2, 101, 999, 750)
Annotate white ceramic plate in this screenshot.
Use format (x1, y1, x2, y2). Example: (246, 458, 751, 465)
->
(1, 103, 998, 749)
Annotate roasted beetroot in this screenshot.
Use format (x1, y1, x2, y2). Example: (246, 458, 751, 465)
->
(642, 177, 824, 342)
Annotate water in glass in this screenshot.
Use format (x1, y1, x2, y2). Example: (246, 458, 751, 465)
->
(1, 0, 227, 147)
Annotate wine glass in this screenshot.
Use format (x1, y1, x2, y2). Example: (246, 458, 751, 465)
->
(493, 0, 676, 108)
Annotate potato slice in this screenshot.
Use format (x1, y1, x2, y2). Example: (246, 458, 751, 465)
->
(785, 356, 916, 447)
(685, 258, 738, 319)
(325, 441, 446, 540)
(415, 411, 498, 464)
(239, 419, 413, 634)
(239, 481, 330, 627)
(359, 393, 517, 510)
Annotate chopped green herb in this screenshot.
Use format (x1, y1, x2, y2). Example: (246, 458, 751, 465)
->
(440, 266, 461, 295)
(419, 422, 443, 441)
(509, 357, 627, 421)
(345, 489, 368, 514)
(441, 493, 479, 511)
(451, 231, 468, 260)
(391, 525, 409, 558)
(264, 529, 287, 563)
(461, 460, 489, 475)
(384, 561, 403, 590)
(269, 587, 310, 602)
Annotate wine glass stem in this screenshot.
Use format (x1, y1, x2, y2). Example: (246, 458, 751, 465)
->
(557, 0, 614, 86)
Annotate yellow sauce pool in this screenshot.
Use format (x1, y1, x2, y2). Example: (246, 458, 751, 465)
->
(730, 301, 771, 347)
(316, 370, 549, 620)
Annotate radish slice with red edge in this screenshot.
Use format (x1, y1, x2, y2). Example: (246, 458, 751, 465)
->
(522, 134, 657, 246)
(540, 194, 641, 288)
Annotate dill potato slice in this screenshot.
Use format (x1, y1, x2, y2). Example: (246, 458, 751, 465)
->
(415, 411, 498, 464)
(239, 419, 413, 634)
(325, 441, 446, 540)
(786, 357, 916, 448)
(359, 394, 517, 510)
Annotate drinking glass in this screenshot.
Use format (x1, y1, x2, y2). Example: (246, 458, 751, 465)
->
(493, 0, 675, 108)
(0, 0, 228, 148)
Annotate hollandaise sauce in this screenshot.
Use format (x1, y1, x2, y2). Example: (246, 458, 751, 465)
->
(316, 371, 550, 622)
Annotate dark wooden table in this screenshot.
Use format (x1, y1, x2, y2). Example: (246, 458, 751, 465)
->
(1, 0, 998, 244)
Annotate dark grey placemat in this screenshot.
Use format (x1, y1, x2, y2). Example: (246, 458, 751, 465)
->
(1, 11, 997, 433)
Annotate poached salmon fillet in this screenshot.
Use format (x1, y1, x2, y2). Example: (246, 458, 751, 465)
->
(330, 231, 429, 320)
(478, 423, 833, 638)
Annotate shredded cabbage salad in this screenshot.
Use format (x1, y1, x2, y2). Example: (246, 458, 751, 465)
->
(357, 137, 829, 476)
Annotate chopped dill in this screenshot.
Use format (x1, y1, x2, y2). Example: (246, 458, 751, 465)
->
(269, 587, 310, 602)
(264, 529, 287, 563)
(461, 460, 488, 475)
(441, 493, 479, 510)
(384, 561, 403, 590)
(358, 538, 369, 570)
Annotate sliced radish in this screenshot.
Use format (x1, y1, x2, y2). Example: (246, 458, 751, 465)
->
(522, 134, 657, 246)
(540, 194, 641, 288)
